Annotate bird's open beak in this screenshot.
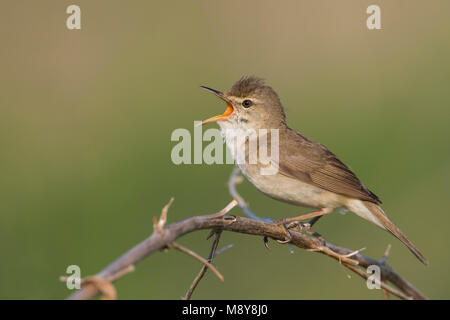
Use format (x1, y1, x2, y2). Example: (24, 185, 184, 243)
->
(200, 86, 234, 125)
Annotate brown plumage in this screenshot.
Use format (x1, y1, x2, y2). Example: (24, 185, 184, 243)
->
(227, 76, 266, 97)
(278, 129, 381, 204)
(201, 76, 427, 265)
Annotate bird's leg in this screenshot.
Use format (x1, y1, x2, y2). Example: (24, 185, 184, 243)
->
(306, 215, 323, 228)
(275, 208, 332, 244)
(298, 215, 325, 240)
(276, 208, 332, 225)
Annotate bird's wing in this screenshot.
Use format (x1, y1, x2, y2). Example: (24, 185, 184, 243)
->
(276, 129, 381, 204)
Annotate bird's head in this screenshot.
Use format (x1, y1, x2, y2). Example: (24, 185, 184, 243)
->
(201, 76, 287, 131)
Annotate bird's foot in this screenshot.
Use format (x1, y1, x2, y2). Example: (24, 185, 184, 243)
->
(273, 221, 293, 244)
(272, 209, 332, 245)
(300, 222, 326, 245)
(273, 220, 326, 245)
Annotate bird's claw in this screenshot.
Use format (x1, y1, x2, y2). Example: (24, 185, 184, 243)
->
(276, 237, 291, 244)
(299, 222, 311, 232)
(273, 220, 326, 245)
(263, 236, 270, 249)
(275, 223, 293, 244)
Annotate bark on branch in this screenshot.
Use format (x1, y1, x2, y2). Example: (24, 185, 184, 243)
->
(66, 196, 426, 300)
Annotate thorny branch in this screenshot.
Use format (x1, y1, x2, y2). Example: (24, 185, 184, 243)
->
(168, 241, 224, 282)
(66, 169, 427, 300)
(182, 230, 223, 300)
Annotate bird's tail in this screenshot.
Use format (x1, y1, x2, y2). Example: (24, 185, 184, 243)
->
(361, 201, 428, 265)
(349, 199, 428, 265)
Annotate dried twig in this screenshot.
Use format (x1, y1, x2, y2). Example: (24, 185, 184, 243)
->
(343, 262, 409, 300)
(382, 288, 391, 300)
(379, 244, 392, 265)
(60, 265, 134, 300)
(168, 241, 224, 282)
(183, 231, 223, 300)
(228, 168, 426, 300)
(153, 197, 174, 233)
(379, 244, 392, 299)
(66, 172, 426, 300)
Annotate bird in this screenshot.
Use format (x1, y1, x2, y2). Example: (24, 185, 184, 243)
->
(200, 76, 427, 265)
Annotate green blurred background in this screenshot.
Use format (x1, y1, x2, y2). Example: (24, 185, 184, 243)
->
(1, 0, 449, 299)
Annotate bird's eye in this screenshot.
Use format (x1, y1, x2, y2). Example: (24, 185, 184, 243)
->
(242, 99, 253, 108)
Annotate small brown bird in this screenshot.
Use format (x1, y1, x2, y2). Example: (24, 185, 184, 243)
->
(200, 76, 427, 265)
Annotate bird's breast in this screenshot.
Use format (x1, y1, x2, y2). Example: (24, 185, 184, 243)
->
(220, 126, 348, 210)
